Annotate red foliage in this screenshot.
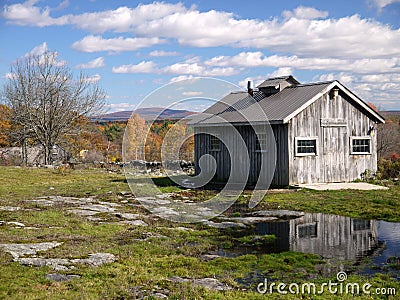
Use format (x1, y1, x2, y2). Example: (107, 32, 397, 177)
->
(389, 152, 400, 162)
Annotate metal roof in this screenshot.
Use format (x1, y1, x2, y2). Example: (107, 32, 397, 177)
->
(189, 82, 332, 125)
(188, 79, 385, 126)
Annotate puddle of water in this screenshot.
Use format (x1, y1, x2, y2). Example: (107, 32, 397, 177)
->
(218, 212, 400, 280)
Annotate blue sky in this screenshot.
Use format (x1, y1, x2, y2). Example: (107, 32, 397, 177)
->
(1, 0, 400, 112)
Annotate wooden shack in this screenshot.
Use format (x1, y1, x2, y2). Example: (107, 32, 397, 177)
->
(189, 76, 385, 186)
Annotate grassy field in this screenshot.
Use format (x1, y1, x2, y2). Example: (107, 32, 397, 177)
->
(0, 167, 399, 299)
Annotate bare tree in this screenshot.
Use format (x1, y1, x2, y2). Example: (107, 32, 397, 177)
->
(3, 51, 106, 165)
(377, 121, 400, 159)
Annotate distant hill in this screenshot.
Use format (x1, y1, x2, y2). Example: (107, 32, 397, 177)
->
(93, 107, 198, 122)
(382, 111, 400, 117)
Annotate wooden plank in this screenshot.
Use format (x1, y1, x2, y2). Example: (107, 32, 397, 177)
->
(320, 118, 347, 127)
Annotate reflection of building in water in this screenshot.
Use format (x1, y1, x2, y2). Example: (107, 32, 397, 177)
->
(256, 213, 378, 261)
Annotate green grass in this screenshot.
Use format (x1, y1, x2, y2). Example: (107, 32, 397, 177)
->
(257, 186, 400, 222)
(0, 166, 399, 299)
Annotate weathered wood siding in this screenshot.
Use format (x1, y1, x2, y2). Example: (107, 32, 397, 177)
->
(194, 124, 289, 187)
(288, 89, 378, 184)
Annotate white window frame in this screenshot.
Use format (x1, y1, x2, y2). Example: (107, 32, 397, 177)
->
(350, 136, 371, 155)
(210, 134, 221, 151)
(255, 133, 268, 153)
(295, 137, 318, 157)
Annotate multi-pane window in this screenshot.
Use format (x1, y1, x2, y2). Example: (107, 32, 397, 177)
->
(297, 223, 318, 238)
(351, 137, 371, 154)
(255, 133, 267, 152)
(295, 137, 318, 156)
(352, 219, 371, 231)
(210, 135, 220, 151)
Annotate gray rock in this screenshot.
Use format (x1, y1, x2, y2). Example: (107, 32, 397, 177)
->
(67, 209, 99, 216)
(249, 210, 304, 219)
(193, 278, 232, 291)
(6, 221, 26, 227)
(28, 196, 94, 206)
(168, 276, 232, 291)
(118, 220, 148, 226)
(46, 273, 81, 282)
(153, 292, 168, 299)
(98, 201, 121, 207)
(78, 204, 116, 213)
(114, 212, 139, 220)
(203, 220, 246, 229)
(17, 258, 72, 270)
(71, 253, 116, 267)
(170, 227, 194, 231)
(0, 241, 63, 259)
(201, 254, 224, 261)
(0, 206, 21, 211)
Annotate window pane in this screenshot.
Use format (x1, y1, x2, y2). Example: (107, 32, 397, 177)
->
(256, 133, 267, 151)
(297, 139, 317, 155)
(352, 138, 370, 154)
(210, 135, 220, 151)
(298, 223, 318, 238)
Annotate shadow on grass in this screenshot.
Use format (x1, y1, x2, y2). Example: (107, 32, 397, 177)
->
(113, 176, 180, 187)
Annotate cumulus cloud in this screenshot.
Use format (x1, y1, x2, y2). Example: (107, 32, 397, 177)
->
(314, 72, 400, 110)
(23, 42, 67, 66)
(2, 0, 68, 26)
(112, 61, 157, 73)
(149, 50, 179, 57)
(106, 102, 137, 112)
(282, 6, 328, 19)
(169, 75, 195, 83)
(371, 0, 400, 9)
(72, 35, 165, 53)
(204, 51, 400, 74)
(26, 41, 48, 56)
(162, 61, 238, 76)
(75, 57, 105, 69)
(112, 59, 239, 76)
(68, 2, 187, 33)
(182, 91, 203, 97)
(4, 2, 400, 59)
(84, 74, 101, 83)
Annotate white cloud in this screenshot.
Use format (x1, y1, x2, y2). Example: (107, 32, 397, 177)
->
(4, 72, 17, 80)
(314, 72, 400, 110)
(112, 59, 239, 76)
(182, 91, 203, 97)
(26, 42, 48, 56)
(75, 57, 105, 69)
(72, 35, 165, 53)
(4, 2, 400, 59)
(84, 74, 101, 83)
(54, 0, 69, 11)
(162, 62, 238, 76)
(68, 2, 187, 33)
(204, 52, 400, 74)
(169, 75, 195, 83)
(2, 0, 68, 26)
(149, 50, 179, 57)
(268, 67, 293, 77)
(23, 43, 67, 66)
(105, 102, 137, 112)
(112, 61, 157, 73)
(371, 0, 400, 9)
(282, 6, 328, 19)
